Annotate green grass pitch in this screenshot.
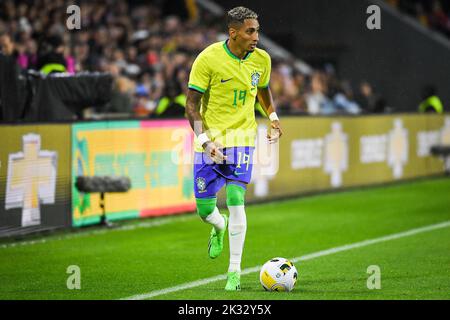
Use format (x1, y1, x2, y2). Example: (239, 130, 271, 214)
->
(1, 177, 449, 300)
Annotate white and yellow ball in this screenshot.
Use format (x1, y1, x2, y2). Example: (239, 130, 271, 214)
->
(259, 257, 298, 292)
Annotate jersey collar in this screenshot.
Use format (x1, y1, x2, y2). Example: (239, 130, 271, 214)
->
(223, 40, 252, 61)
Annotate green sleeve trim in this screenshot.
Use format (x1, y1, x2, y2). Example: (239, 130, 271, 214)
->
(188, 84, 206, 93)
(258, 82, 270, 89)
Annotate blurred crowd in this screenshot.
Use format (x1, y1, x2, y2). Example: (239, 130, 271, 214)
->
(387, 0, 450, 38)
(0, 0, 387, 119)
(269, 60, 386, 115)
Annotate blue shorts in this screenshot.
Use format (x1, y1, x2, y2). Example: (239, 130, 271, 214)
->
(194, 146, 254, 198)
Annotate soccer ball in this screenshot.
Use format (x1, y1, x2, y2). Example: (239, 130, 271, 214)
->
(259, 257, 298, 292)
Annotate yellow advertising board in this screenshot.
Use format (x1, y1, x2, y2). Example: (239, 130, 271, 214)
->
(236, 114, 449, 203)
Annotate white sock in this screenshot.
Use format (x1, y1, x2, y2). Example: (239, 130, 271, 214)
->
(204, 207, 225, 232)
(227, 205, 247, 273)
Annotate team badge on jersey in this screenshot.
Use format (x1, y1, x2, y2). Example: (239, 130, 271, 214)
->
(196, 177, 206, 192)
(251, 71, 261, 87)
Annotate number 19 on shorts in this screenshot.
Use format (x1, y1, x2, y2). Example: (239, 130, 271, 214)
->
(236, 152, 250, 171)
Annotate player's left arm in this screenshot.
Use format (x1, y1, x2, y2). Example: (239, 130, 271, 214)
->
(257, 86, 283, 143)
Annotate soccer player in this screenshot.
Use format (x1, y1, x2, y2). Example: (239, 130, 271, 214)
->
(186, 6, 283, 291)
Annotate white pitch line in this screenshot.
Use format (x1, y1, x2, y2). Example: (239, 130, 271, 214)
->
(121, 220, 450, 300)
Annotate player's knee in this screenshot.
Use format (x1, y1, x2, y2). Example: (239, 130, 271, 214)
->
(196, 198, 217, 219)
(226, 183, 246, 206)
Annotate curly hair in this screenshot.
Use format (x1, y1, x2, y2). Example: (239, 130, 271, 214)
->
(226, 6, 258, 27)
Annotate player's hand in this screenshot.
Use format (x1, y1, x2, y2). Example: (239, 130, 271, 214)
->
(203, 141, 227, 164)
(267, 120, 283, 144)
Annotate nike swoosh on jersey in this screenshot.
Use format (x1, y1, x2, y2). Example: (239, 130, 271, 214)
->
(220, 78, 233, 83)
(234, 171, 245, 176)
(230, 232, 242, 236)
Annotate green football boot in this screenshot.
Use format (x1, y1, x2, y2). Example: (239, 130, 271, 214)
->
(225, 271, 241, 291)
(208, 214, 228, 259)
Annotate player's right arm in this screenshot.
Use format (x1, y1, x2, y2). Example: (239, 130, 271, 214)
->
(185, 89, 204, 136)
(186, 52, 226, 163)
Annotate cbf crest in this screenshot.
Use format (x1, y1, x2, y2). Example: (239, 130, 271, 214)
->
(196, 177, 206, 192)
(251, 71, 261, 87)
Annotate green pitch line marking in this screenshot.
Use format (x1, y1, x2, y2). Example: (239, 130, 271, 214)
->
(120, 220, 450, 300)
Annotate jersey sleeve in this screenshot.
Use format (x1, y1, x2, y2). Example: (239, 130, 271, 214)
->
(258, 51, 271, 89)
(188, 52, 211, 94)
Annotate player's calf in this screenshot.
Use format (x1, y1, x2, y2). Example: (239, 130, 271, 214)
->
(224, 183, 246, 290)
(196, 197, 227, 259)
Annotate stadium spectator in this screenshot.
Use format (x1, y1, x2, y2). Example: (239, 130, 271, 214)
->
(0, 24, 24, 121)
(415, 2, 429, 27)
(153, 80, 186, 118)
(333, 81, 361, 114)
(428, 0, 450, 37)
(355, 81, 382, 114)
(133, 83, 153, 117)
(389, 0, 450, 39)
(289, 71, 308, 114)
(104, 63, 135, 114)
(37, 35, 67, 74)
(0, 0, 389, 118)
(0, 25, 16, 57)
(418, 85, 444, 113)
(133, 73, 157, 117)
(305, 72, 336, 115)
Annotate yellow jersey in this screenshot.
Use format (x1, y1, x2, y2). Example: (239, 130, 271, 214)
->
(188, 40, 271, 152)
